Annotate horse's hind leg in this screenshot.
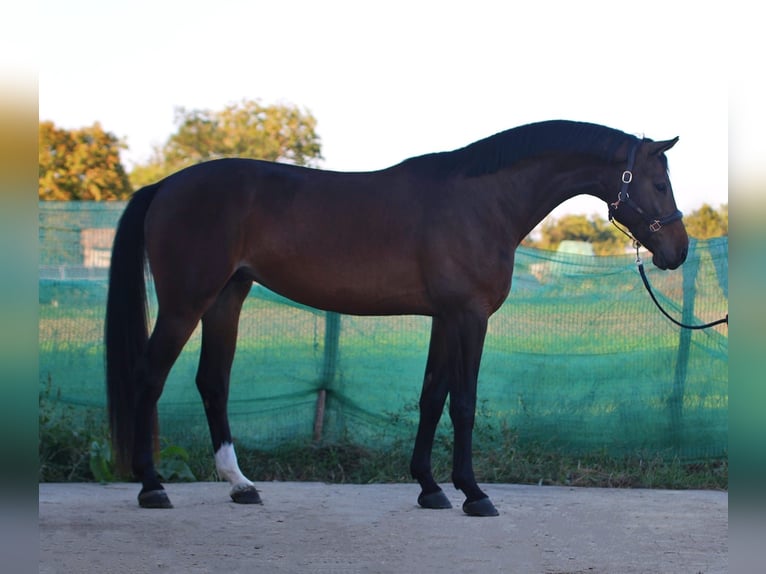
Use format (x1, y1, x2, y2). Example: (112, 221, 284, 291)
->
(196, 275, 261, 504)
(134, 311, 201, 508)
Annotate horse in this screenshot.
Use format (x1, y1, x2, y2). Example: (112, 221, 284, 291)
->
(105, 120, 688, 516)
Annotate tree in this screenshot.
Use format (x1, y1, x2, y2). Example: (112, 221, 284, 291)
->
(130, 99, 323, 188)
(526, 213, 630, 255)
(523, 203, 728, 254)
(684, 203, 728, 238)
(39, 121, 133, 200)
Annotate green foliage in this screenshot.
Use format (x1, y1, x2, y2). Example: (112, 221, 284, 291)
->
(39, 374, 109, 481)
(89, 439, 114, 483)
(39, 121, 133, 200)
(130, 99, 323, 188)
(685, 203, 728, 238)
(141, 401, 727, 491)
(40, 375, 195, 483)
(156, 444, 196, 482)
(227, 421, 726, 491)
(39, 376, 726, 489)
(524, 203, 728, 252)
(526, 213, 629, 255)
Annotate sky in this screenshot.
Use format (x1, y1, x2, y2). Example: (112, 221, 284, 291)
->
(37, 0, 731, 220)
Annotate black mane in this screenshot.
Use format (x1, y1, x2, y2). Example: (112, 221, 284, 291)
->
(402, 120, 638, 178)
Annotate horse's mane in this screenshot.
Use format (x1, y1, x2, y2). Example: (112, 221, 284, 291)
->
(401, 120, 638, 178)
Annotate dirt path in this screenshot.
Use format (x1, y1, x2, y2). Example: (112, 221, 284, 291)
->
(39, 482, 727, 573)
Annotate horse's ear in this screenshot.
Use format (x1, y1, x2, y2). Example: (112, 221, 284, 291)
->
(647, 137, 679, 156)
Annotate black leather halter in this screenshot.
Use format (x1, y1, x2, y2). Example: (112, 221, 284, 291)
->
(608, 140, 727, 330)
(607, 140, 683, 233)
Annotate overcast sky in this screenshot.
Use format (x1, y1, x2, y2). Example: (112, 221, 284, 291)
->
(38, 0, 731, 219)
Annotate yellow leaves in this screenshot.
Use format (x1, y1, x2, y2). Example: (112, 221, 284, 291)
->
(38, 121, 132, 201)
(142, 99, 323, 185)
(527, 213, 638, 255)
(685, 204, 728, 239)
(524, 204, 729, 254)
(41, 99, 324, 196)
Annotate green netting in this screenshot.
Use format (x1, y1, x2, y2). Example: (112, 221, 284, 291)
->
(39, 201, 728, 459)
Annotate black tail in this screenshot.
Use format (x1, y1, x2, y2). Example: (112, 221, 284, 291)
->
(105, 183, 160, 473)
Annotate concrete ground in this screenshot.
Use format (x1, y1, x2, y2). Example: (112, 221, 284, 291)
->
(39, 481, 727, 573)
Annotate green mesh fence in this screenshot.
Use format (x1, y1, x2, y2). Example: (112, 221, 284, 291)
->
(39, 201, 728, 460)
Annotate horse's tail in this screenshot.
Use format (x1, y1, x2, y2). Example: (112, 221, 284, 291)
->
(105, 183, 161, 473)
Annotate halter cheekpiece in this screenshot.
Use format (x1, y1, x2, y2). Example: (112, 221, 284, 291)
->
(607, 140, 683, 234)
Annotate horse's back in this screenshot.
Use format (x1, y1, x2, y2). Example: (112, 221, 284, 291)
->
(143, 159, 436, 315)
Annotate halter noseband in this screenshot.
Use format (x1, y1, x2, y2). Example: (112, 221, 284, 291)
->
(607, 140, 683, 234)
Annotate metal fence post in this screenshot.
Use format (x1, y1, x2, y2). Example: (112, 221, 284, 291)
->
(313, 311, 341, 441)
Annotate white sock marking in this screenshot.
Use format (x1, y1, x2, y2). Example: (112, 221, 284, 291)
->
(214, 442, 254, 488)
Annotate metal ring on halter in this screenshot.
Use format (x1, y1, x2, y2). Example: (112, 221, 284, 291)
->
(621, 170, 633, 184)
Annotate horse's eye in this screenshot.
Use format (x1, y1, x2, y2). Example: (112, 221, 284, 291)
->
(654, 183, 667, 194)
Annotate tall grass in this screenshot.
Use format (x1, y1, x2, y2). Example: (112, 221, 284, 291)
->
(39, 376, 727, 490)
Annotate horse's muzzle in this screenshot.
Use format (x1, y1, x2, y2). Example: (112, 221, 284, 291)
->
(652, 245, 688, 270)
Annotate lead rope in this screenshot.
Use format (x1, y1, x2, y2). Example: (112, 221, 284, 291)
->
(611, 220, 728, 330)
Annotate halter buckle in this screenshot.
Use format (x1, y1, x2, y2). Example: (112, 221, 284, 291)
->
(649, 220, 662, 233)
(621, 170, 633, 184)
(615, 190, 629, 206)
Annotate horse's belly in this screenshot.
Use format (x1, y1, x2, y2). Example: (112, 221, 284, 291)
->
(244, 254, 432, 316)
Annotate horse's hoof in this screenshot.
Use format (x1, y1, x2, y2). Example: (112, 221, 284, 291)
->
(230, 484, 262, 504)
(417, 489, 453, 509)
(462, 497, 499, 517)
(138, 489, 173, 509)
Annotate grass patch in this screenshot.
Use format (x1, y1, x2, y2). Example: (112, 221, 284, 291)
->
(39, 376, 727, 490)
(223, 434, 727, 491)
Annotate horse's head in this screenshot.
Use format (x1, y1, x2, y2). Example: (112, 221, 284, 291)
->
(608, 137, 688, 270)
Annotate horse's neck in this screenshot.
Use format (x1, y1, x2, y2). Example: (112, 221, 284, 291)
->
(492, 158, 614, 242)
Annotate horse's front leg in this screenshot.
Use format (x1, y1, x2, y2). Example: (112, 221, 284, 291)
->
(448, 309, 498, 516)
(410, 317, 452, 509)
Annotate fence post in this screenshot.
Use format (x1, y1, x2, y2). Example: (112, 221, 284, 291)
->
(313, 312, 341, 442)
(670, 244, 699, 451)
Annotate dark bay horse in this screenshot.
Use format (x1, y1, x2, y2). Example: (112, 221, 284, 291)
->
(105, 120, 688, 516)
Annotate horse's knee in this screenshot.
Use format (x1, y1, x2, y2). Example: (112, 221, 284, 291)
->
(449, 399, 476, 429)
